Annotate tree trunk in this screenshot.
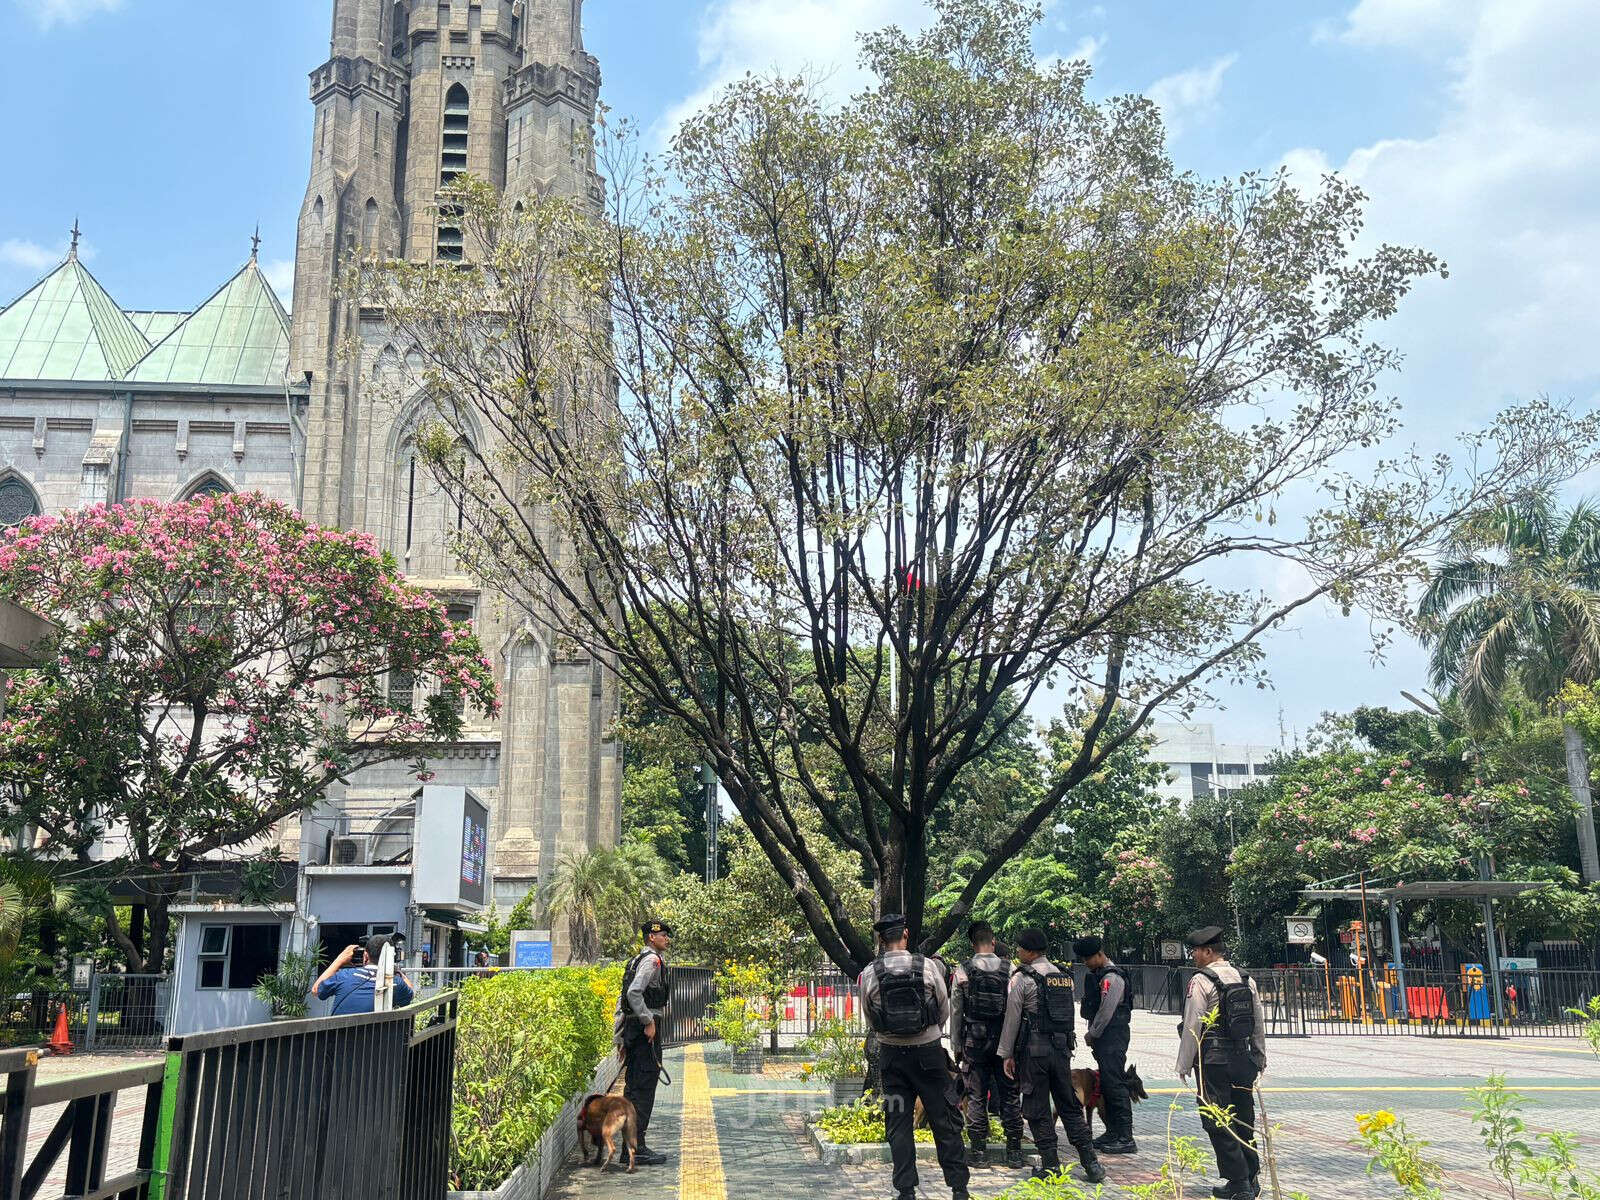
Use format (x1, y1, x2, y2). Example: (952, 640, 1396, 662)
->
(1562, 720, 1600, 884)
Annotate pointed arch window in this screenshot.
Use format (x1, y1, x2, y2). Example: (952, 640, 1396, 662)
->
(181, 474, 232, 502)
(438, 84, 470, 261)
(0, 476, 42, 527)
(363, 197, 380, 249)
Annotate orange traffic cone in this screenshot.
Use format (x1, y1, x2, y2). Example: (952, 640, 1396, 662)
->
(46, 1001, 72, 1055)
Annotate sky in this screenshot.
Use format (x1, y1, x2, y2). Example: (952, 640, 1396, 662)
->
(1, 0, 1597, 747)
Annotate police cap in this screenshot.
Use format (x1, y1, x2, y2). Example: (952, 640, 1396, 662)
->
(1015, 928, 1048, 953)
(872, 913, 908, 937)
(1185, 925, 1225, 950)
(641, 919, 674, 937)
(1072, 935, 1103, 959)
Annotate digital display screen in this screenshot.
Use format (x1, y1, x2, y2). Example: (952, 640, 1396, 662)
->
(459, 796, 488, 907)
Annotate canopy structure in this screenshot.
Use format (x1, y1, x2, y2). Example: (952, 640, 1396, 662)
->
(1300, 878, 1549, 1020)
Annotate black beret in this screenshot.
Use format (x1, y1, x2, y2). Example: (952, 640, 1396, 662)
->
(642, 919, 674, 937)
(1015, 928, 1048, 953)
(1072, 935, 1103, 959)
(873, 913, 909, 936)
(1186, 925, 1225, 950)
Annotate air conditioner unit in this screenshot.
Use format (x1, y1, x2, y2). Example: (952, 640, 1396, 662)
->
(330, 837, 371, 867)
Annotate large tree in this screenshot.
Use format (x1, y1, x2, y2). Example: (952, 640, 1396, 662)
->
(0, 493, 497, 971)
(357, 0, 1598, 970)
(1420, 492, 1600, 882)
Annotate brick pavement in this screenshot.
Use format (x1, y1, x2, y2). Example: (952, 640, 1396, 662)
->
(551, 1017, 1600, 1200)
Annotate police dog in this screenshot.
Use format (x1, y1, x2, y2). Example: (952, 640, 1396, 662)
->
(1071, 1065, 1148, 1139)
(577, 1094, 639, 1172)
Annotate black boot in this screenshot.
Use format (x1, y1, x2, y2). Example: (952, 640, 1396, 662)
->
(1078, 1148, 1106, 1184)
(968, 1141, 987, 1168)
(633, 1145, 668, 1166)
(1098, 1136, 1137, 1155)
(1004, 1141, 1025, 1169)
(1031, 1152, 1061, 1180)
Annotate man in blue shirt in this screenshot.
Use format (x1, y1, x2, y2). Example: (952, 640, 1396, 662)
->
(312, 935, 414, 1015)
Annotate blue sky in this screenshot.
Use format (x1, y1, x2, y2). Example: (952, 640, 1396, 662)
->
(2, 0, 1597, 746)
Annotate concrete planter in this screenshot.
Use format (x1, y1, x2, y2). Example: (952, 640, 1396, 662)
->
(728, 1046, 765, 1074)
(827, 1077, 866, 1107)
(448, 1052, 623, 1200)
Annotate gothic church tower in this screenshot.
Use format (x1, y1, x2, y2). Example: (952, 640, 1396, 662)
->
(289, 0, 618, 936)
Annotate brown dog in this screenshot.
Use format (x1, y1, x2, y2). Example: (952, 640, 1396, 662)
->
(1071, 1065, 1148, 1139)
(577, 1094, 639, 1172)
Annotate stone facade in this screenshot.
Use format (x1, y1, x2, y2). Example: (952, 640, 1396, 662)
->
(289, 0, 619, 921)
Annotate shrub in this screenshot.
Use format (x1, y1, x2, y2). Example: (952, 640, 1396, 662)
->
(812, 1098, 1002, 1145)
(798, 1016, 866, 1083)
(450, 966, 622, 1190)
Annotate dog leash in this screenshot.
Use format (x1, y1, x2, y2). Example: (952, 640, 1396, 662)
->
(653, 1025, 672, 1086)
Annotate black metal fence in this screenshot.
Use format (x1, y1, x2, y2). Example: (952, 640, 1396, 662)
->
(1143, 964, 1600, 1038)
(662, 966, 715, 1047)
(0, 992, 459, 1200)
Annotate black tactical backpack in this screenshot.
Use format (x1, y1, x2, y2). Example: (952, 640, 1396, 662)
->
(962, 960, 1010, 1027)
(1197, 967, 1263, 1079)
(622, 951, 669, 1011)
(872, 955, 937, 1037)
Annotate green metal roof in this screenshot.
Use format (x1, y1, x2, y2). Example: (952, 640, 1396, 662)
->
(124, 311, 188, 342)
(0, 255, 152, 381)
(126, 258, 291, 387)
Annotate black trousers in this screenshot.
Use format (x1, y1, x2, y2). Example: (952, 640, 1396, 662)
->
(960, 1045, 1023, 1145)
(622, 1022, 662, 1146)
(880, 1042, 969, 1194)
(1197, 1060, 1259, 1188)
(1089, 1025, 1133, 1140)
(1019, 1036, 1094, 1169)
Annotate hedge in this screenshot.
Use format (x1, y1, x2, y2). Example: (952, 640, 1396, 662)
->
(450, 966, 623, 1191)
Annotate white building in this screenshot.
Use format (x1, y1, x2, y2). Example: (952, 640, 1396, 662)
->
(1149, 722, 1280, 805)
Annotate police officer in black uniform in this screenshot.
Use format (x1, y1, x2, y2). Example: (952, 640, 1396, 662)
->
(1075, 935, 1137, 1154)
(857, 914, 970, 1200)
(617, 918, 673, 1165)
(951, 921, 1024, 1168)
(998, 929, 1105, 1184)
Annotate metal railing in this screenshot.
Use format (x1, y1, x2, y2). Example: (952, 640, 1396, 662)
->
(155, 992, 458, 1199)
(0, 1047, 166, 1199)
(1, 973, 173, 1053)
(662, 966, 715, 1047)
(1142, 964, 1600, 1038)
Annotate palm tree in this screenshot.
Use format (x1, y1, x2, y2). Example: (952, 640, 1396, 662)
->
(1420, 492, 1600, 882)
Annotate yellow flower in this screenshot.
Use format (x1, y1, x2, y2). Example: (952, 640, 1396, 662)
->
(1355, 1110, 1396, 1135)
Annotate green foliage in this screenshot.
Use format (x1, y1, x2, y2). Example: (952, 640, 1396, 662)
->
(252, 946, 323, 1019)
(450, 966, 622, 1190)
(930, 854, 1092, 953)
(622, 762, 696, 871)
(709, 960, 784, 1052)
(1355, 1109, 1445, 1199)
(1565, 996, 1600, 1061)
(1469, 1075, 1600, 1200)
(480, 889, 538, 960)
(797, 1015, 866, 1083)
(543, 843, 673, 963)
(812, 1097, 1001, 1146)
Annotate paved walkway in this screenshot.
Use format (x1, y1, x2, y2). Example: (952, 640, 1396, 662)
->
(550, 1014, 1600, 1200)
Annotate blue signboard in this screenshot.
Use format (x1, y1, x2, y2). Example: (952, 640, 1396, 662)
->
(514, 939, 553, 969)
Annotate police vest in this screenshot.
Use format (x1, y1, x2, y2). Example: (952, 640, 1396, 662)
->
(1081, 964, 1134, 1028)
(960, 959, 1010, 1042)
(623, 950, 669, 1012)
(1017, 963, 1075, 1035)
(869, 954, 939, 1037)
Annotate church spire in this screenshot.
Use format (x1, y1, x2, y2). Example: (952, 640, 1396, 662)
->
(251, 224, 261, 261)
(525, 0, 585, 63)
(68, 217, 81, 261)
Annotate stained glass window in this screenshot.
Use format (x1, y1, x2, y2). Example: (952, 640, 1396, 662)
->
(0, 478, 41, 527)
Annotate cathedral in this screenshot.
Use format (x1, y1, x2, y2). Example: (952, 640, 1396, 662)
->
(0, 0, 619, 954)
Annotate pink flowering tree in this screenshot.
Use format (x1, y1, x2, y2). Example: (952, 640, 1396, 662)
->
(1102, 842, 1174, 950)
(1231, 751, 1593, 949)
(0, 494, 497, 971)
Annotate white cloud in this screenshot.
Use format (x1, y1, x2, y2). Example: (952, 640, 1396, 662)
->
(21, 0, 123, 31)
(1281, 0, 1600, 398)
(1145, 54, 1238, 140)
(657, 0, 929, 140)
(261, 258, 295, 306)
(0, 239, 61, 273)
(1038, 33, 1105, 75)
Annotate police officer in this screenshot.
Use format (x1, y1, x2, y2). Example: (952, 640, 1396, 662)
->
(1176, 926, 1267, 1199)
(857, 914, 970, 1200)
(950, 921, 1024, 1169)
(998, 929, 1105, 1184)
(1074, 935, 1136, 1154)
(617, 918, 673, 1166)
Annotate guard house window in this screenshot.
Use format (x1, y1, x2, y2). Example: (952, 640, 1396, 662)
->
(0, 477, 41, 527)
(437, 84, 469, 261)
(197, 923, 282, 990)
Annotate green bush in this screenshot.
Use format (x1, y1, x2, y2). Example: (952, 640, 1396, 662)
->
(812, 1097, 1002, 1145)
(450, 966, 622, 1190)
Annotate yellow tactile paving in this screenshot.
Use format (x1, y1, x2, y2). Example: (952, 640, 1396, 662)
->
(679, 1043, 729, 1200)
